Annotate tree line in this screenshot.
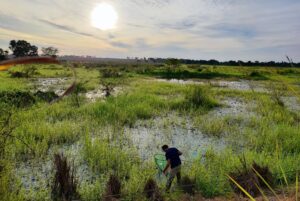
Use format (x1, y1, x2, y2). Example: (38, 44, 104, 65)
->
(1, 40, 298, 67)
(0, 40, 58, 61)
(149, 57, 300, 67)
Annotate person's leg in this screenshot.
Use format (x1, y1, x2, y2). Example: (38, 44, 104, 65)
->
(176, 166, 181, 184)
(166, 168, 176, 191)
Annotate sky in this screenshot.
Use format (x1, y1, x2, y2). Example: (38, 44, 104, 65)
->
(0, 0, 299, 61)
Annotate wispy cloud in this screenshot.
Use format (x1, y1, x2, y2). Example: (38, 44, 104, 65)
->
(158, 18, 198, 30)
(204, 23, 256, 39)
(110, 41, 132, 49)
(37, 19, 100, 39)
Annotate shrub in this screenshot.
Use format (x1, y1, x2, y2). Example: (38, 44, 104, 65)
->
(0, 91, 36, 108)
(100, 68, 122, 78)
(34, 91, 59, 103)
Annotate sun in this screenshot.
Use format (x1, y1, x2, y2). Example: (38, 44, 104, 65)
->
(91, 3, 118, 30)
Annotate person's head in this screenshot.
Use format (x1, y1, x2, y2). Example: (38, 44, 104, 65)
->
(162, 145, 169, 152)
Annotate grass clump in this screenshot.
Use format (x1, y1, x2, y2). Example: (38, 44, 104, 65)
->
(185, 85, 218, 109)
(102, 175, 122, 201)
(143, 178, 164, 201)
(83, 137, 139, 179)
(229, 161, 273, 197)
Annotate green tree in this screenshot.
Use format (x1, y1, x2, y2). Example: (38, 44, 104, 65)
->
(41, 47, 59, 58)
(165, 58, 180, 67)
(9, 40, 38, 57)
(0, 48, 8, 61)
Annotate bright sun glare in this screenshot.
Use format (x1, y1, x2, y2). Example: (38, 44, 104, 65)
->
(91, 3, 118, 30)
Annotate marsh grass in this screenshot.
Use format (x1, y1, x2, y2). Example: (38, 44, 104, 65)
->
(196, 117, 227, 137)
(0, 64, 300, 200)
(185, 85, 218, 109)
(83, 137, 139, 178)
(0, 91, 36, 108)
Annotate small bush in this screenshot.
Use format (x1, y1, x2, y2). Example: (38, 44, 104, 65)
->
(249, 71, 261, 77)
(34, 91, 59, 102)
(0, 91, 35, 107)
(100, 68, 122, 78)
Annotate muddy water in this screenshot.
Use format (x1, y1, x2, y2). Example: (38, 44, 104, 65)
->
(15, 143, 94, 192)
(85, 86, 123, 102)
(157, 78, 268, 92)
(125, 113, 225, 161)
(30, 77, 122, 101)
(15, 97, 254, 192)
(17, 78, 259, 192)
(211, 98, 255, 117)
(281, 96, 300, 112)
(30, 78, 72, 95)
(215, 80, 267, 92)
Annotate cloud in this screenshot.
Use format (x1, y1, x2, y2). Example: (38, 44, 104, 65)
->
(38, 19, 99, 39)
(130, 0, 172, 8)
(110, 41, 132, 49)
(204, 23, 256, 39)
(158, 18, 198, 30)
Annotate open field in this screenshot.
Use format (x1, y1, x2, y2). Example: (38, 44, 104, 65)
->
(1, 63, 300, 200)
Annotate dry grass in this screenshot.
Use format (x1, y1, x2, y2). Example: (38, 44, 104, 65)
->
(144, 178, 164, 201)
(102, 175, 122, 201)
(51, 153, 79, 201)
(229, 162, 274, 198)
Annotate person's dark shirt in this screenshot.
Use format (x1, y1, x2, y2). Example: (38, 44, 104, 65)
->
(165, 147, 181, 169)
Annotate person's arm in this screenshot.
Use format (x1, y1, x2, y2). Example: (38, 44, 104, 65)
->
(163, 159, 171, 174)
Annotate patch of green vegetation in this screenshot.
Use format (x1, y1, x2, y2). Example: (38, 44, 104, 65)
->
(82, 81, 218, 127)
(184, 85, 218, 109)
(0, 73, 29, 91)
(8, 64, 72, 78)
(0, 91, 36, 108)
(83, 137, 139, 178)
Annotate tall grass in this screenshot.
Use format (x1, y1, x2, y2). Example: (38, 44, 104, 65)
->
(83, 136, 139, 179)
(184, 85, 218, 109)
(1, 64, 299, 200)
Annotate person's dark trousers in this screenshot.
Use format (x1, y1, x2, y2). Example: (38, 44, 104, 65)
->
(166, 165, 181, 191)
